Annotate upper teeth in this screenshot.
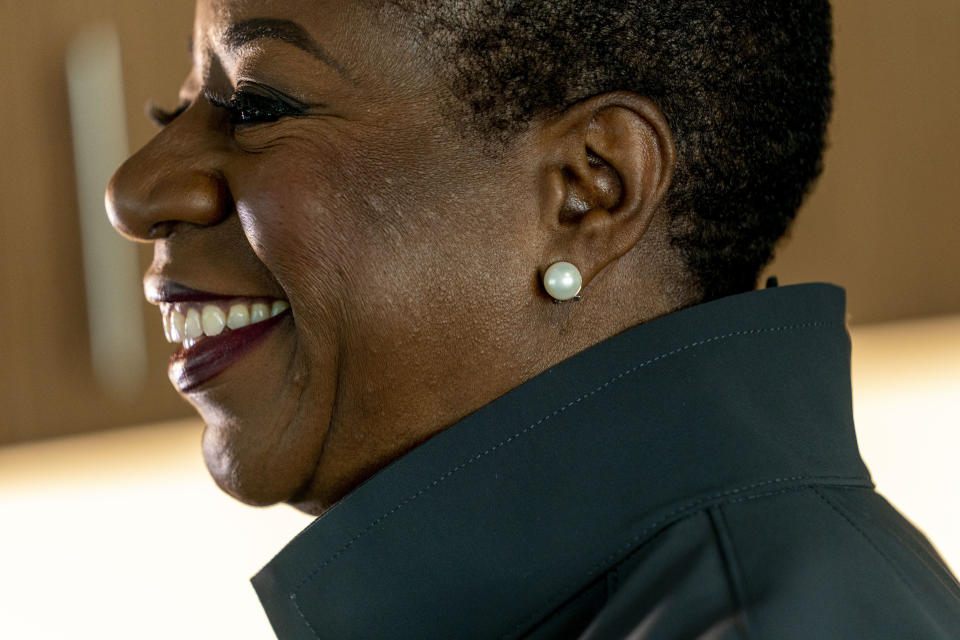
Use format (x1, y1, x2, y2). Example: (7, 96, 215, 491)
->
(161, 300, 289, 346)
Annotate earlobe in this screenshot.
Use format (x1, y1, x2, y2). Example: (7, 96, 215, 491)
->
(537, 91, 675, 298)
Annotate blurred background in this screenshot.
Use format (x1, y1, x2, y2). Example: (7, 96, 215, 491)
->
(0, 0, 958, 638)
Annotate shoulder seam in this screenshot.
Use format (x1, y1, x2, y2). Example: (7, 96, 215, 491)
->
(812, 486, 955, 638)
(823, 487, 960, 593)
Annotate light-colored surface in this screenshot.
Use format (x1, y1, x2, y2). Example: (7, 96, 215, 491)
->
(0, 316, 958, 639)
(66, 22, 147, 402)
(0, 420, 313, 640)
(850, 314, 960, 568)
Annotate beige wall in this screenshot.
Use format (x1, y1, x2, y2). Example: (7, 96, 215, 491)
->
(766, 0, 960, 323)
(1, 0, 958, 444)
(0, 0, 196, 443)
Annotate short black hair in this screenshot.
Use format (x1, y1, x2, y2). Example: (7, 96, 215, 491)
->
(391, 1, 834, 301)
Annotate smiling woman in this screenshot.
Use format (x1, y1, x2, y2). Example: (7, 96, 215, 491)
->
(108, 0, 559, 514)
(103, 0, 960, 638)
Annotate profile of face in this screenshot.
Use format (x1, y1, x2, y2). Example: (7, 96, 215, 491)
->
(106, 0, 675, 514)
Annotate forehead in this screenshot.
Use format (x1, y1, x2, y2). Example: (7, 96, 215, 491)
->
(191, 0, 429, 88)
(196, 0, 360, 40)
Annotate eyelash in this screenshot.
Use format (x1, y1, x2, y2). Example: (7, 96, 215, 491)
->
(148, 101, 188, 127)
(204, 88, 304, 125)
(147, 87, 304, 128)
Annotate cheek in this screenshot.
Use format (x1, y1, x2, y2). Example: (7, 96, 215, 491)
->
(228, 127, 536, 356)
(229, 140, 412, 345)
(232, 171, 351, 339)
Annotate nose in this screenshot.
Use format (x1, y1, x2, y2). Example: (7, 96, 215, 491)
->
(105, 102, 231, 241)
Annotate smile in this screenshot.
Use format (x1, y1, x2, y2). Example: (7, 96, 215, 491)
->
(160, 299, 290, 348)
(159, 298, 291, 393)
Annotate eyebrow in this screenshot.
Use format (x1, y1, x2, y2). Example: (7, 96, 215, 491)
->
(222, 18, 350, 79)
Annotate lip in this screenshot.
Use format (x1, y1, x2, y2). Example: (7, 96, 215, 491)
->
(145, 278, 240, 304)
(169, 310, 290, 392)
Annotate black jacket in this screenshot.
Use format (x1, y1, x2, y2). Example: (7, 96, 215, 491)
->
(253, 283, 960, 639)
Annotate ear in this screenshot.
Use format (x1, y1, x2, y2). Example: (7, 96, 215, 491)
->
(536, 91, 675, 297)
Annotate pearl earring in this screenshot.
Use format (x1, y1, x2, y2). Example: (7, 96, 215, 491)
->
(543, 262, 583, 301)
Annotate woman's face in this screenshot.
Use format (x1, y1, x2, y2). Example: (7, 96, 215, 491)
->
(107, 0, 549, 513)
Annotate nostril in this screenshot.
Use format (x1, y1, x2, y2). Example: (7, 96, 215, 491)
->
(147, 221, 178, 240)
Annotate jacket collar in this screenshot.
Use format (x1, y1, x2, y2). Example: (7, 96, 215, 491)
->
(253, 283, 872, 639)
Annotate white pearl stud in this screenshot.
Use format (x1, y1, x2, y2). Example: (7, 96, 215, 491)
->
(543, 261, 583, 301)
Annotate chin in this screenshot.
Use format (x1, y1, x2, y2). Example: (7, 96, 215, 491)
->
(200, 429, 292, 507)
(164, 314, 340, 508)
(190, 373, 335, 509)
(199, 417, 311, 507)
(285, 496, 332, 517)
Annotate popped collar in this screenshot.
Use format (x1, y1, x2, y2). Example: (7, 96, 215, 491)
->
(251, 283, 960, 639)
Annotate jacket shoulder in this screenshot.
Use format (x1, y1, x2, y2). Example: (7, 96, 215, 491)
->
(716, 485, 960, 639)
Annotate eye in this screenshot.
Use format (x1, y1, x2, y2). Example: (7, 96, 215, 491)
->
(203, 84, 305, 126)
(148, 100, 189, 127)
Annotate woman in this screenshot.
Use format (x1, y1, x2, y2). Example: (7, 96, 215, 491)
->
(106, 0, 960, 637)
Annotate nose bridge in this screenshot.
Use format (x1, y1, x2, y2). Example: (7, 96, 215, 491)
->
(105, 110, 231, 241)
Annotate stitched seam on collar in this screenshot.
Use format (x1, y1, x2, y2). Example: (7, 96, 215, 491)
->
(289, 321, 835, 636)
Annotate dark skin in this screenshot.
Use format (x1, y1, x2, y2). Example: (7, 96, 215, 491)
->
(106, 0, 682, 515)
